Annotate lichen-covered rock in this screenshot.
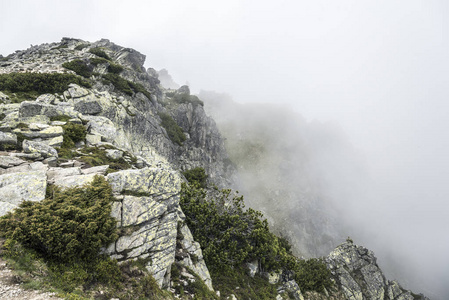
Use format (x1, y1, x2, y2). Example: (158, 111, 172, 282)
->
(23, 139, 58, 158)
(326, 241, 427, 300)
(16, 125, 63, 139)
(0, 155, 25, 168)
(0, 170, 47, 216)
(106, 166, 182, 287)
(53, 173, 98, 188)
(0, 132, 17, 146)
(84, 115, 117, 142)
(177, 221, 213, 290)
(280, 280, 304, 300)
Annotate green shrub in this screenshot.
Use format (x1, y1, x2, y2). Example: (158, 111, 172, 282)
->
(89, 57, 109, 66)
(182, 167, 207, 188)
(89, 47, 111, 60)
(0, 72, 91, 94)
(0, 176, 117, 263)
(78, 146, 133, 172)
(62, 59, 92, 78)
(61, 122, 87, 149)
(108, 63, 124, 74)
(102, 73, 133, 95)
(50, 115, 72, 122)
(180, 183, 287, 272)
(173, 93, 204, 106)
(180, 183, 334, 294)
(211, 267, 278, 299)
(158, 112, 186, 146)
(75, 44, 89, 51)
(293, 258, 333, 293)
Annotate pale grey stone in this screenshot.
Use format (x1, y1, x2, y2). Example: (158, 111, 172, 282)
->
(0, 170, 47, 216)
(246, 260, 258, 278)
(0, 132, 17, 145)
(47, 167, 81, 183)
(74, 100, 102, 115)
(53, 173, 98, 188)
(23, 139, 58, 158)
(0, 155, 25, 168)
(36, 94, 56, 104)
(86, 134, 101, 145)
(84, 116, 117, 142)
(43, 156, 58, 167)
(80, 165, 109, 175)
(282, 280, 304, 300)
(105, 149, 123, 160)
(15, 126, 63, 139)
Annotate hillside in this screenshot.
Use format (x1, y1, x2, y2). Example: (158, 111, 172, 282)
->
(0, 38, 428, 299)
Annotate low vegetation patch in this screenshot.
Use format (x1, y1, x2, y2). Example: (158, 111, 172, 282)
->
(170, 263, 219, 299)
(158, 112, 186, 146)
(74, 44, 89, 51)
(0, 177, 171, 299)
(180, 180, 333, 295)
(78, 146, 133, 172)
(173, 93, 204, 107)
(62, 59, 92, 78)
(88, 47, 111, 60)
(0, 72, 91, 95)
(102, 73, 151, 100)
(61, 122, 87, 149)
(182, 167, 208, 188)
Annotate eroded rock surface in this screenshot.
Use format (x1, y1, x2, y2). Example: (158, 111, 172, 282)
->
(326, 241, 429, 300)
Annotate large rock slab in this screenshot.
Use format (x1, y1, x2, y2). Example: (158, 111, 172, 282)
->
(0, 170, 47, 216)
(0, 155, 25, 168)
(107, 167, 180, 199)
(326, 241, 427, 300)
(23, 140, 58, 158)
(53, 173, 98, 189)
(106, 167, 182, 288)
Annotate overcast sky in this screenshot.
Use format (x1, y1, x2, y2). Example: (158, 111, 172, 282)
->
(1, 0, 449, 297)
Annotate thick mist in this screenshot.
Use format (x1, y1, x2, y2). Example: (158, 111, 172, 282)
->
(2, 0, 448, 298)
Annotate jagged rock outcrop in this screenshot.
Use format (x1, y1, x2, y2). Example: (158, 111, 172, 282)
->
(326, 240, 429, 300)
(0, 38, 220, 290)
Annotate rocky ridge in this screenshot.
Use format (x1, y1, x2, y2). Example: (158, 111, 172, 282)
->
(0, 38, 429, 299)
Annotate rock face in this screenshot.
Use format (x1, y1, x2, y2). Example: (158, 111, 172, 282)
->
(326, 241, 429, 300)
(0, 38, 221, 290)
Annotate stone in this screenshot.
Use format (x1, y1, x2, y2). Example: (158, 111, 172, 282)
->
(106, 167, 180, 198)
(23, 140, 58, 158)
(325, 241, 425, 300)
(121, 195, 167, 227)
(53, 173, 99, 188)
(42, 135, 63, 148)
(177, 222, 213, 290)
(43, 156, 58, 167)
(86, 134, 102, 145)
(262, 271, 281, 284)
(80, 165, 109, 175)
(0, 91, 10, 103)
(0, 170, 47, 216)
(84, 116, 117, 142)
(47, 167, 81, 183)
(246, 260, 258, 278)
(50, 121, 67, 126)
(0, 132, 17, 146)
(36, 94, 56, 104)
(0, 155, 25, 168)
(74, 100, 102, 115)
(67, 84, 90, 98)
(15, 126, 63, 139)
(105, 149, 123, 160)
(281, 280, 304, 300)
